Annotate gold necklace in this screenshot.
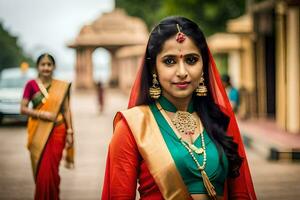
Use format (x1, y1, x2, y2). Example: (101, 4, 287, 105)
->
(156, 102, 204, 154)
(156, 102, 217, 199)
(171, 111, 196, 135)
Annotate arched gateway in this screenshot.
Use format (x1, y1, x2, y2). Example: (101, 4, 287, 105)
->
(68, 9, 148, 89)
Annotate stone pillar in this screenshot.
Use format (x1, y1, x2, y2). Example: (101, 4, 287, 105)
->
(75, 48, 94, 89)
(109, 51, 119, 87)
(228, 50, 241, 88)
(84, 48, 94, 89)
(275, 2, 287, 130)
(75, 49, 84, 89)
(238, 36, 256, 118)
(256, 36, 267, 117)
(244, 37, 256, 117)
(286, 7, 300, 134)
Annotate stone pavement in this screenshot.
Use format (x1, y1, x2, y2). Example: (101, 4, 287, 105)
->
(0, 89, 300, 200)
(247, 147, 300, 199)
(239, 118, 300, 161)
(60, 89, 128, 200)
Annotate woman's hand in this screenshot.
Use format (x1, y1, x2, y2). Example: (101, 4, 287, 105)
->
(39, 111, 56, 122)
(65, 129, 74, 148)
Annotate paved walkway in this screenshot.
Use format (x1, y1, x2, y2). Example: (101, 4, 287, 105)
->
(60, 89, 128, 199)
(0, 89, 299, 200)
(239, 118, 300, 160)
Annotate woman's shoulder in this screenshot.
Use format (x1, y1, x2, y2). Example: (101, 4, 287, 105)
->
(52, 78, 71, 85)
(114, 105, 151, 127)
(24, 79, 38, 88)
(26, 79, 37, 84)
(119, 105, 150, 117)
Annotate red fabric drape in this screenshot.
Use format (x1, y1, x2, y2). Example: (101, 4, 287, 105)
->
(34, 123, 66, 200)
(102, 115, 164, 200)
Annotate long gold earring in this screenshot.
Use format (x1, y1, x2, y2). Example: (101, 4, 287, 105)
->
(149, 73, 161, 99)
(195, 73, 208, 96)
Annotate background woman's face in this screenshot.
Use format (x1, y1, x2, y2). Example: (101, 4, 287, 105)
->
(155, 35, 203, 102)
(37, 56, 55, 78)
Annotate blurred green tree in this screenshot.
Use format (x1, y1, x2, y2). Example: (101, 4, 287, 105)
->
(0, 22, 33, 72)
(116, 0, 245, 35)
(116, 0, 162, 29)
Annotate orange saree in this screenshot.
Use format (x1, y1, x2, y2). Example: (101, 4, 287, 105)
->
(26, 79, 73, 200)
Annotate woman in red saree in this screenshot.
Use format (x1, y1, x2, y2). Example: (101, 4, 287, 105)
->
(102, 17, 256, 200)
(21, 53, 74, 200)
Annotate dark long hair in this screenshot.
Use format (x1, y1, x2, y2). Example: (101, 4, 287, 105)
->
(136, 16, 242, 178)
(36, 53, 56, 67)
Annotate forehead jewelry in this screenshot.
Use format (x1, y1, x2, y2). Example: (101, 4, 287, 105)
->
(176, 24, 186, 43)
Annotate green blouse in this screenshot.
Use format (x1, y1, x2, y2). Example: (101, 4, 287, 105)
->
(31, 84, 51, 108)
(149, 96, 228, 195)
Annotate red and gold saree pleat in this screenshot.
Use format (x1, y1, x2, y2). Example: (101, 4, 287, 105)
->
(35, 123, 66, 200)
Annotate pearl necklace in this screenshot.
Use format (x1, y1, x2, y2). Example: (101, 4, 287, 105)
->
(156, 102, 207, 169)
(180, 133, 206, 170)
(156, 102, 217, 199)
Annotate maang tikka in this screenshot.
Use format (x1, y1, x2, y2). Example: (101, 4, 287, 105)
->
(149, 73, 161, 99)
(195, 73, 208, 96)
(176, 24, 186, 43)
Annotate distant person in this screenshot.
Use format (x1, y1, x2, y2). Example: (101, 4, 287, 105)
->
(102, 16, 256, 200)
(96, 81, 105, 113)
(20, 53, 74, 200)
(222, 74, 239, 113)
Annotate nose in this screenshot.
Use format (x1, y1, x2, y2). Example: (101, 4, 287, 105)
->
(45, 64, 52, 69)
(176, 60, 188, 79)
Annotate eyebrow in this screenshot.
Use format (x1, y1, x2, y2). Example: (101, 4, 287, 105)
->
(161, 53, 201, 59)
(184, 53, 201, 57)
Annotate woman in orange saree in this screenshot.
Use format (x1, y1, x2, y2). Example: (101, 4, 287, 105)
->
(102, 17, 256, 200)
(21, 53, 74, 200)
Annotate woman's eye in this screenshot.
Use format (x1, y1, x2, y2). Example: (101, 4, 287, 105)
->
(163, 58, 176, 65)
(185, 56, 199, 65)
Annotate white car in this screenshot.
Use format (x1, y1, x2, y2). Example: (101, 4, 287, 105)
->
(0, 67, 36, 124)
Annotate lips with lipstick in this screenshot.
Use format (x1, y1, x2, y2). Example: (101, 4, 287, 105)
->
(173, 81, 191, 89)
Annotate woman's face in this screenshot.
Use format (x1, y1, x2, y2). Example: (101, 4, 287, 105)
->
(156, 35, 203, 102)
(37, 56, 55, 78)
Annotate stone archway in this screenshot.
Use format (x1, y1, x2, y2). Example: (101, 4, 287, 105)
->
(68, 9, 148, 89)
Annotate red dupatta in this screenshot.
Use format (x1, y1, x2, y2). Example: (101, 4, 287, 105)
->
(127, 49, 257, 199)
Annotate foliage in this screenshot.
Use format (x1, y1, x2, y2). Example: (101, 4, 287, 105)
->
(0, 22, 33, 72)
(116, 0, 162, 29)
(116, 0, 245, 36)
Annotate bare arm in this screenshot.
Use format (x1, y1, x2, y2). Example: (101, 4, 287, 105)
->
(20, 98, 55, 121)
(63, 94, 74, 147)
(62, 95, 73, 131)
(20, 98, 38, 118)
